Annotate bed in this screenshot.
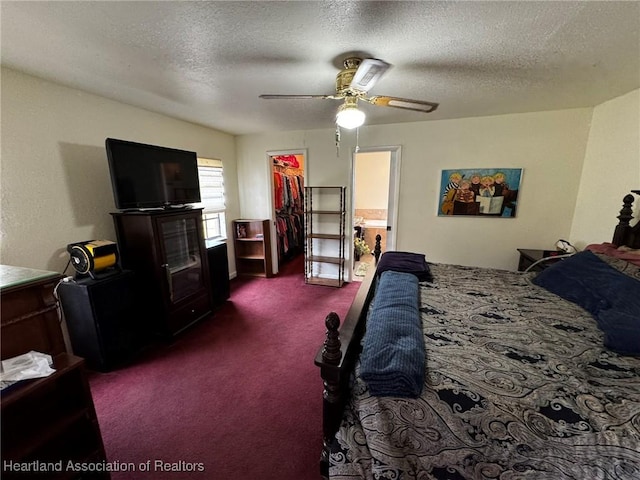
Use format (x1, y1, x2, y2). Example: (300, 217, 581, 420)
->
(315, 191, 640, 480)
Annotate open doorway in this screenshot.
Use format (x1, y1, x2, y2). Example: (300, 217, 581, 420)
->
(268, 150, 306, 276)
(351, 146, 401, 281)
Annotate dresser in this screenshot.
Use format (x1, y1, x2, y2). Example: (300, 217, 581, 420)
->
(1, 265, 109, 479)
(0, 265, 65, 359)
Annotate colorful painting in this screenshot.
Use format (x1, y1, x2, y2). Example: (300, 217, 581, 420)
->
(438, 168, 523, 217)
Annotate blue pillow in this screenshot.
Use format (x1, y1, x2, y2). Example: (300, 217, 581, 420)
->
(533, 251, 640, 356)
(532, 252, 611, 316)
(597, 310, 640, 356)
(594, 263, 640, 356)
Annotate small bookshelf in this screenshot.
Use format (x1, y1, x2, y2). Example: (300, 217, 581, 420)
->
(232, 219, 273, 277)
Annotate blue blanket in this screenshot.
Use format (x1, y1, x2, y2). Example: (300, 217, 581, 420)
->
(360, 270, 425, 397)
(533, 251, 640, 356)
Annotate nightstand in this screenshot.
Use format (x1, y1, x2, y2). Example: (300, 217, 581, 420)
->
(517, 249, 562, 272)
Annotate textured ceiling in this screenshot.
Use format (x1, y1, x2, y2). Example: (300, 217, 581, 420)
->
(2, 1, 639, 135)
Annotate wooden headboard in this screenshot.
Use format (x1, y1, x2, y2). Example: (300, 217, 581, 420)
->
(612, 190, 640, 249)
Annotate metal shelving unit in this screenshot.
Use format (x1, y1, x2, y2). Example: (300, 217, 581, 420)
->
(304, 186, 346, 287)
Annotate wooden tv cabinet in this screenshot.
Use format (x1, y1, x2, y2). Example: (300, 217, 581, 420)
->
(112, 208, 213, 338)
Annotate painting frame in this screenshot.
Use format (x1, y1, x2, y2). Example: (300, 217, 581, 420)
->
(438, 168, 523, 218)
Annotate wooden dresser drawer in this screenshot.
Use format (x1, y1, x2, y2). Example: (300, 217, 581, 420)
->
(1, 278, 58, 320)
(167, 292, 212, 335)
(1, 275, 64, 360)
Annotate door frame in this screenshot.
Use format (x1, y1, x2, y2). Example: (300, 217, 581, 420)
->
(267, 148, 307, 275)
(350, 145, 402, 280)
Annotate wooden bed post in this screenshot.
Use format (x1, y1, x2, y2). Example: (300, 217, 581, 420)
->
(374, 234, 382, 263)
(322, 312, 342, 364)
(613, 193, 636, 246)
(320, 312, 342, 479)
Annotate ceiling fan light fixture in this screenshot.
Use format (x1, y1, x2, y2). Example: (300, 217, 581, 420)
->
(336, 102, 365, 129)
(259, 56, 439, 127)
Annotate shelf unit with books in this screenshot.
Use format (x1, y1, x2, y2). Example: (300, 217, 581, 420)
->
(232, 219, 273, 277)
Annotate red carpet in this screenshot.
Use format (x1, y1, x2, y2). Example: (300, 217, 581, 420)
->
(89, 255, 359, 480)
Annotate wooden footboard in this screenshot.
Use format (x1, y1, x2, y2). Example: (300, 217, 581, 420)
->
(314, 235, 382, 478)
(314, 271, 376, 478)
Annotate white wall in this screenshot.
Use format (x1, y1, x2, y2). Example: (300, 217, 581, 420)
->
(237, 108, 593, 270)
(0, 68, 239, 273)
(237, 129, 346, 221)
(570, 89, 640, 248)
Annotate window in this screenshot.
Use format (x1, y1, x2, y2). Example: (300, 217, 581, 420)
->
(197, 158, 227, 241)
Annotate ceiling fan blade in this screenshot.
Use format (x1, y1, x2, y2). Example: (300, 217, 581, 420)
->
(366, 96, 439, 113)
(259, 94, 337, 100)
(350, 58, 391, 92)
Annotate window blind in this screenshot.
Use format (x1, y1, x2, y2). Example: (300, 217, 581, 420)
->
(197, 158, 225, 213)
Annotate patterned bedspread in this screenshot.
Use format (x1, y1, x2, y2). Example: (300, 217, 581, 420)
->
(330, 263, 640, 480)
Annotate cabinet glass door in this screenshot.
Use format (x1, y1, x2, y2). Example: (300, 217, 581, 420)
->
(158, 217, 204, 303)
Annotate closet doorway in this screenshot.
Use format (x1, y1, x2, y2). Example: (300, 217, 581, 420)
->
(268, 149, 306, 276)
(351, 146, 400, 281)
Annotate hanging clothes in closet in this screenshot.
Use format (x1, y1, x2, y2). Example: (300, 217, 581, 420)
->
(273, 156, 304, 262)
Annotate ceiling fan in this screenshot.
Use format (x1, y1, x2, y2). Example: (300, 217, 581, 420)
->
(259, 57, 439, 129)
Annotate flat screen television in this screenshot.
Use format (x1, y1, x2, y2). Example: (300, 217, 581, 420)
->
(106, 138, 201, 210)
